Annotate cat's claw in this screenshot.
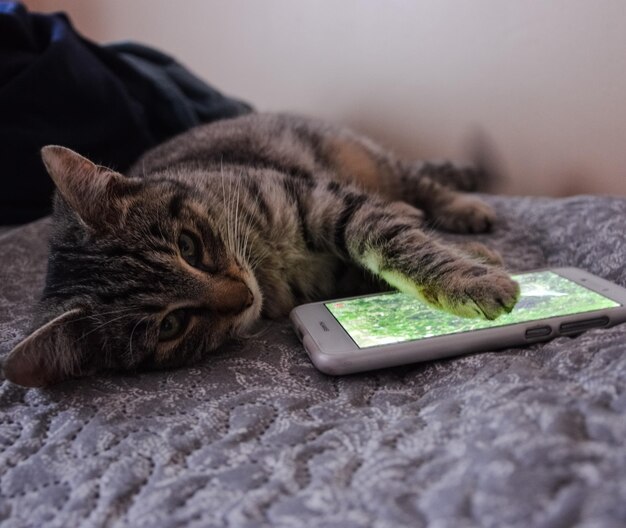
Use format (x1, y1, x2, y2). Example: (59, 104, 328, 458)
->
(459, 268, 519, 320)
(425, 266, 520, 320)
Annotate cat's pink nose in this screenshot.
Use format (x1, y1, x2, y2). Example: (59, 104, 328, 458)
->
(213, 280, 253, 315)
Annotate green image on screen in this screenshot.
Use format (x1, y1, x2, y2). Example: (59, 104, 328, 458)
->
(325, 271, 619, 348)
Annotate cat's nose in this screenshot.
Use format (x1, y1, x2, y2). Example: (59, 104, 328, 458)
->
(212, 279, 254, 315)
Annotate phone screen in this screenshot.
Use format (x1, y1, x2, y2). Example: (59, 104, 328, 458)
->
(325, 271, 620, 348)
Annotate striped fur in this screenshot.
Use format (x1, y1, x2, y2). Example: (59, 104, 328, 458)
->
(3, 113, 519, 386)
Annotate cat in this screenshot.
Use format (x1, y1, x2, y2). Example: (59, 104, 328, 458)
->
(2, 113, 519, 387)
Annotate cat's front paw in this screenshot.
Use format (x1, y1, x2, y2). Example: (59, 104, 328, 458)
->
(425, 266, 520, 320)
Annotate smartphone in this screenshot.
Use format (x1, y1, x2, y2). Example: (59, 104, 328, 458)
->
(290, 267, 626, 375)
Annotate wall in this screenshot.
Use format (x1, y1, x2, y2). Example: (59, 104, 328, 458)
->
(26, 0, 626, 196)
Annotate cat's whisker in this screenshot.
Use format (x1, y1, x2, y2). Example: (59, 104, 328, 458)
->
(231, 176, 246, 266)
(74, 312, 134, 343)
(233, 172, 244, 259)
(219, 164, 230, 252)
(226, 171, 236, 255)
(236, 176, 261, 270)
(223, 167, 231, 252)
(68, 306, 139, 325)
(219, 163, 231, 253)
(244, 224, 257, 268)
(128, 315, 149, 360)
(242, 215, 253, 266)
(239, 200, 248, 263)
(230, 180, 238, 256)
(247, 246, 270, 271)
(250, 193, 268, 262)
(236, 195, 249, 258)
(243, 211, 260, 267)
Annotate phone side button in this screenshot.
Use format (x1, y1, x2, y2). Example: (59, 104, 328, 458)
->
(525, 326, 552, 339)
(559, 316, 609, 334)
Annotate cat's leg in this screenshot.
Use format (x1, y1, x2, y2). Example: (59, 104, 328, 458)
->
(307, 182, 519, 319)
(321, 133, 495, 234)
(407, 161, 486, 192)
(393, 164, 496, 234)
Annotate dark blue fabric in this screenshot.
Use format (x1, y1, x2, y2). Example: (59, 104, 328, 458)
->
(0, 2, 252, 224)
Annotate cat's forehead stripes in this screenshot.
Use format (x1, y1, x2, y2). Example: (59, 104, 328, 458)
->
(168, 194, 185, 218)
(240, 177, 272, 222)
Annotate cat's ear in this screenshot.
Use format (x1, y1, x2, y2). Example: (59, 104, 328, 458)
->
(2, 309, 86, 387)
(41, 145, 140, 229)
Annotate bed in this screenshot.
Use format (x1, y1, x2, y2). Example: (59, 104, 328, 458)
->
(1, 195, 625, 527)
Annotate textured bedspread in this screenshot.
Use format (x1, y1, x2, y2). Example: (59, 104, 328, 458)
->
(1, 196, 625, 528)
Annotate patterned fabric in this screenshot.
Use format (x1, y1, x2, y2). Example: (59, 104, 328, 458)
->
(1, 195, 625, 527)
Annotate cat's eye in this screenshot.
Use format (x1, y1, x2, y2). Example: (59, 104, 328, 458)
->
(158, 310, 189, 341)
(178, 231, 199, 267)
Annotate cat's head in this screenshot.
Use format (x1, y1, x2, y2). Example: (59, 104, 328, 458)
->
(3, 146, 262, 387)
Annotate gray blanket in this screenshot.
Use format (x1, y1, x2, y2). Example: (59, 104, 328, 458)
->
(1, 196, 625, 528)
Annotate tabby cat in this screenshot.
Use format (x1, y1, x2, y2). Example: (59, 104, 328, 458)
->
(3, 113, 519, 387)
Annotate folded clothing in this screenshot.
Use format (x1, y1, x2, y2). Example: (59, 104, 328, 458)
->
(0, 2, 252, 224)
